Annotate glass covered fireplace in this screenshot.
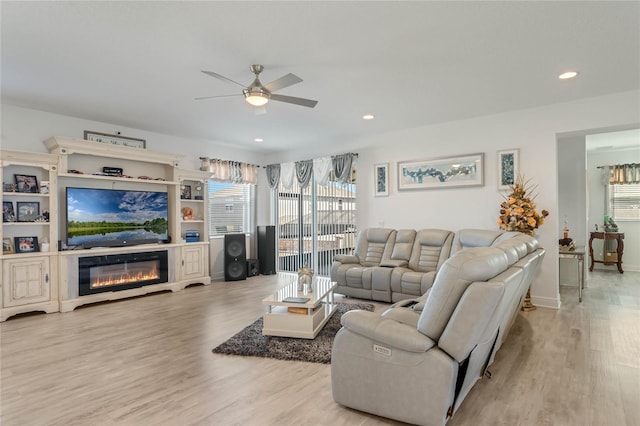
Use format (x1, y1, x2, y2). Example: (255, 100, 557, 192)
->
(78, 251, 169, 296)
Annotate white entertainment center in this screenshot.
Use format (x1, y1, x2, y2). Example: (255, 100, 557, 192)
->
(1, 136, 212, 321)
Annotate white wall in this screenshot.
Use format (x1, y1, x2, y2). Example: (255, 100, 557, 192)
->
(587, 146, 640, 272)
(275, 90, 640, 308)
(557, 135, 587, 286)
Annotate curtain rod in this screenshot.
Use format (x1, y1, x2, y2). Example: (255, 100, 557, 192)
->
(199, 157, 260, 168)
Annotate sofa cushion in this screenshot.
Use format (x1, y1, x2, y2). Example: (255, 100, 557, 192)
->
(391, 229, 416, 260)
(354, 228, 397, 266)
(417, 247, 509, 341)
(408, 229, 454, 272)
(451, 229, 503, 253)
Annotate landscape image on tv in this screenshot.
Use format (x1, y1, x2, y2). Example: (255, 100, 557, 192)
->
(66, 187, 168, 247)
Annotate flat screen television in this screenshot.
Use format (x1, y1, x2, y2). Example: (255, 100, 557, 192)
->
(66, 187, 169, 248)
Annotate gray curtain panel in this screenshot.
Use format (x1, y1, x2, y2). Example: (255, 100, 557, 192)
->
(332, 153, 354, 183)
(266, 164, 281, 189)
(295, 160, 313, 188)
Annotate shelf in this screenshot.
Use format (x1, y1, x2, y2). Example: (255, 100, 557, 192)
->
(180, 199, 204, 203)
(3, 192, 50, 198)
(58, 173, 179, 185)
(181, 219, 204, 223)
(3, 222, 50, 226)
(1, 251, 57, 260)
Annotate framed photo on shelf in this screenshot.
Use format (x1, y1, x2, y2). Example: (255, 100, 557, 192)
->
(14, 236, 39, 254)
(180, 184, 192, 200)
(14, 174, 39, 193)
(398, 153, 484, 191)
(374, 163, 389, 197)
(2, 237, 14, 254)
(16, 201, 40, 222)
(3, 201, 15, 222)
(497, 149, 519, 191)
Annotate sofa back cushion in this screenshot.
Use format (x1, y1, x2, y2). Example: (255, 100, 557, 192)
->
(390, 229, 416, 261)
(408, 229, 454, 272)
(354, 228, 397, 266)
(451, 229, 503, 253)
(416, 247, 509, 341)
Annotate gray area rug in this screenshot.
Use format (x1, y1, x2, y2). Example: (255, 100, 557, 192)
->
(212, 302, 374, 364)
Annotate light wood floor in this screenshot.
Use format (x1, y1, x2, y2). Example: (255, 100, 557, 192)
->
(1, 270, 639, 426)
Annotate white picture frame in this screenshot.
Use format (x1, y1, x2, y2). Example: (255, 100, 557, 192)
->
(84, 131, 146, 149)
(398, 153, 484, 191)
(374, 163, 389, 196)
(497, 149, 519, 191)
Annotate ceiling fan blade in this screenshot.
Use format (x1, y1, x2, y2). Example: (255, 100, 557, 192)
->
(270, 94, 318, 108)
(201, 70, 246, 88)
(194, 94, 242, 100)
(263, 73, 303, 92)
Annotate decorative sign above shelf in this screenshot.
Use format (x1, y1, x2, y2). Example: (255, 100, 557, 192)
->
(83, 131, 146, 149)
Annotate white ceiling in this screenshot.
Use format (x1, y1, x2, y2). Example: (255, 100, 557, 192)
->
(2, 1, 639, 155)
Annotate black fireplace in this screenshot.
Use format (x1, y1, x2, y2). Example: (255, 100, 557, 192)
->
(78, 251, 169, 296)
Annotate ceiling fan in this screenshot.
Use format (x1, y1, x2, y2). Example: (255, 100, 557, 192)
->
(196, 64, 318, 109)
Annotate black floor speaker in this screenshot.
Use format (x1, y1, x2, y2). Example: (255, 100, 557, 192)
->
(246, 259, 259, 277)
(257, 225, 276, 275)
(224, 233, 247, 281)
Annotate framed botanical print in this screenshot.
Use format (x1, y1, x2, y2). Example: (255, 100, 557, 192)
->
(374, 163, 389, 196)
(497, 149, 519, 191)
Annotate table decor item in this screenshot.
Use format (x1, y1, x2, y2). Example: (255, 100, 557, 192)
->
(14, 174, 38, 193)
(14, 236, 39, 253)
(16, 201, 40, 222)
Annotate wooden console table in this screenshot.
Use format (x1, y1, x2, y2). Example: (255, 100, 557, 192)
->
(589, 232, 624, 273)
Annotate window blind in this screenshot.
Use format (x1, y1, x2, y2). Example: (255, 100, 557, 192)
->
(208, 181, 255, 236)
(611, 184, 640, 220)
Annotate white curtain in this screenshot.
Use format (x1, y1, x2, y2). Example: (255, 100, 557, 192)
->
(313, 156, 332, 186)
(200, 157, 257, 184)
(280, 162, 295, 189)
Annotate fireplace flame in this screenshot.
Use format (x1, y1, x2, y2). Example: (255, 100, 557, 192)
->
(91, 264, 160, 288)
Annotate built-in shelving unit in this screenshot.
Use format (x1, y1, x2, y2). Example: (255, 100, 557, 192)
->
(1, 150, 60, 321)
(0, 137, 212, 321)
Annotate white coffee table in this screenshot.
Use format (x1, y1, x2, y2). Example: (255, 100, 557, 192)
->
(262, 273, 337, 339)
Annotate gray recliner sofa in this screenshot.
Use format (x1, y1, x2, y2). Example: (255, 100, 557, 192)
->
(331, 232, 545, 426)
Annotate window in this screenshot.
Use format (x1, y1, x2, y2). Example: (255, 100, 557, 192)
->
(611, 184, 640, 221)
(208, 181, 255, 236)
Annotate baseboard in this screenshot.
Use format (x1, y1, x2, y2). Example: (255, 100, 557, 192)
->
(531, 294, 560, 309)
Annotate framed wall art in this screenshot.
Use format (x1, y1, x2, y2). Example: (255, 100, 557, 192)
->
(14, 174, 39, 193)
(2, 237, 14, 254)
(374, 163, 389, 197)
(84, 131, 146, 149)
(16, 201, 40, 222)
(398, 153, 484, 191)
(497, 149, 519, 191)
(14, 236, 39, 253)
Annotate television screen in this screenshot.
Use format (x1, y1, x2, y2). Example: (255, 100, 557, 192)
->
(66, 187, 169, 247)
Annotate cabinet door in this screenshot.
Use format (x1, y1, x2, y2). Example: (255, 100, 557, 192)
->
(181, 245, 205, 280)
(3, 257, 51, 307)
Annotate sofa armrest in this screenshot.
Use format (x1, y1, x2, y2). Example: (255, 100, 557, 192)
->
(380, 259, 408, 267)
(381, 307, 420, 328)
(334, 254, 360, 264)
(341, 310, 435, 353)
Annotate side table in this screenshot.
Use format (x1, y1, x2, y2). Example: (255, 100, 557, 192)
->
(559, 246, 585, 302)
(588, 232, 624, 273)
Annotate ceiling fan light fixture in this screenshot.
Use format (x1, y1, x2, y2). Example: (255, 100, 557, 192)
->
(244, 89, 270, 107)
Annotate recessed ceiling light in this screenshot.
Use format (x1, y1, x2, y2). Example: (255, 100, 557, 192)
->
(362, 114, 375, 120)
(558, 71, 578, 80)
(254, 138, 263, 142)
